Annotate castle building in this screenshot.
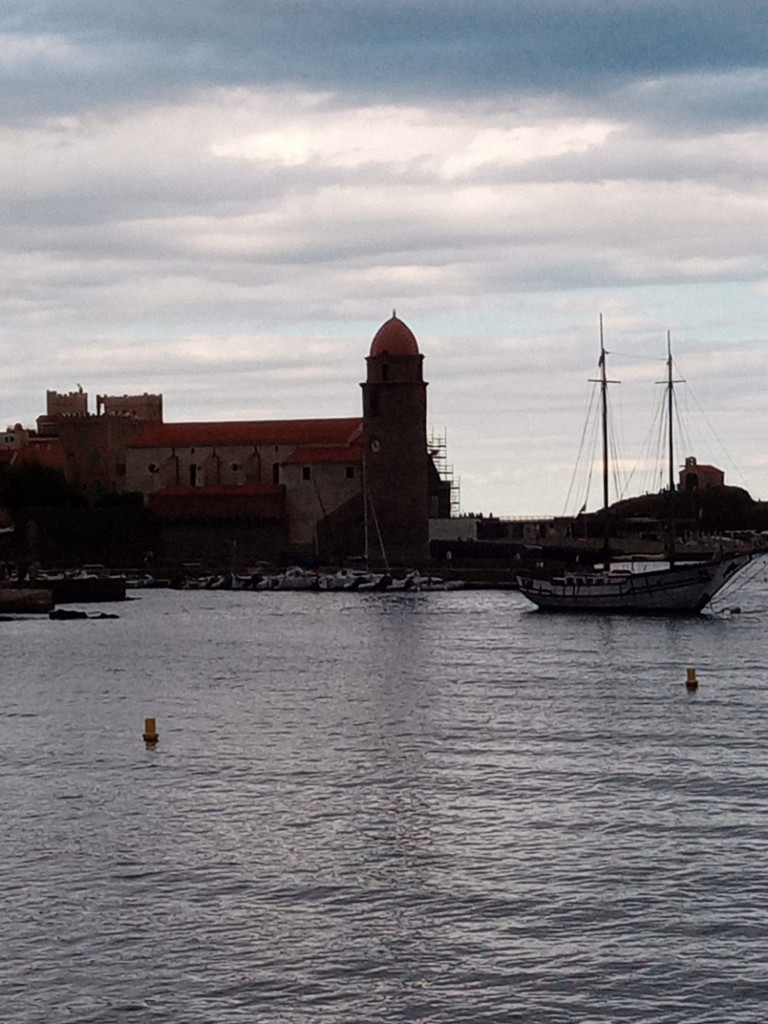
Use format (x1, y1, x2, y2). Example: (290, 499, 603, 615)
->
(2, 316, 447, 566)
(35, 389, 162, 497)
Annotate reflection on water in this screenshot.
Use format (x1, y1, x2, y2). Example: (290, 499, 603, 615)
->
(2, 579, 768, 1022)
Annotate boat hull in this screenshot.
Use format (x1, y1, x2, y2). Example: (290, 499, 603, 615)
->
(517, 551, 756, 615)
(48, 575, 127, 603)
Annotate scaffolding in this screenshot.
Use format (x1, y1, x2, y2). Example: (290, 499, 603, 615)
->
(428, 429, 461, 516)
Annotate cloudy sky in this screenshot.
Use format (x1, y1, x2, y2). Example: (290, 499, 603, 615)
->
(3, 0, 768, 515)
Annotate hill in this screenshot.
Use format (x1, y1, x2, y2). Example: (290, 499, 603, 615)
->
(609, 485, 768, 534)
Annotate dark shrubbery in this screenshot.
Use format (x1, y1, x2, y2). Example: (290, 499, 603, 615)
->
(0, 464, 84, 511)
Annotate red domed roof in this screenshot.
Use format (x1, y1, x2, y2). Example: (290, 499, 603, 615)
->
(370, 314, 420, 357)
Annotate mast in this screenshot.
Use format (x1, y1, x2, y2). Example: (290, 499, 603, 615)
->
(666, 331, 676, 565)
(600, 314, 609, 513)
(588, 314, 618, 558)
(362, 450, 369, 563)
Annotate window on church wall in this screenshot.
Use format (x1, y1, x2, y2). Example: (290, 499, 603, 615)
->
(302, 466, 311, 481)
(189, 465, 198, 486)
(272, 462, 280, 484)
(369, 387, 380, 416)
(381, 364, 389, 381)
(346, 466, 354, 479)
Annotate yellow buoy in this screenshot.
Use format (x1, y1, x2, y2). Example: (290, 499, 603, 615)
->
(685, 668, 698, 691)
(143, 716, 159, 744)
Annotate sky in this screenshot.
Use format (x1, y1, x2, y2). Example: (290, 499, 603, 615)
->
(2, 0, 768, 516)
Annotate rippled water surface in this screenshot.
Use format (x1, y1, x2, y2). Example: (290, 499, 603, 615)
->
(3, 578, 768, 1023)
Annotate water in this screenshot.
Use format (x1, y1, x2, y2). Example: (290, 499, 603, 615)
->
(3, 576, 768, 1023)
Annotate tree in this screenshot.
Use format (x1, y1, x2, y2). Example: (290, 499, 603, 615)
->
(0, 464, 82, 511)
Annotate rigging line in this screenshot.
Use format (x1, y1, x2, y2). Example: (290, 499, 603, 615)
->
(588, 380, 604, 503)
(664, 379, 680, 491)
(608, 398, 623, 503)
(608, 387, 621, 497)
(675, 385, 700, 457)
(674, 374, 751, 491)
(666, 354, 689, 465)
(676, 384, 720, 474)
(653, 384, 667, 489)
(629, 379, 662, 496)
(367, 490, 389, 571)
(620, 398, 643, 496)
(606, 377, 631, 503)
(576, 396, 600, 514)
(710, 553, 765, 614)
(643, 386, 664, 494)
(647, 351, 678, 495)
(672, 353, 742, 474)
(612, 381, 639, 502)
(362, 452, 369, 562)
(626, 381, 666, 497)
(312, 474, 341, 562)
(584, 393, 600, 509)
(578, 390, 601, 514)
(672, 399, 691, 471)
(563, 382, 599, 515)
(603, 349, 665, 362)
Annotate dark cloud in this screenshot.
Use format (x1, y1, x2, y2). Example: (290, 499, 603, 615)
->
(3, 0, 768, 119)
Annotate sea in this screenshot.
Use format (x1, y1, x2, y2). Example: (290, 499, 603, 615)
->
(3, 571, 768, 1024)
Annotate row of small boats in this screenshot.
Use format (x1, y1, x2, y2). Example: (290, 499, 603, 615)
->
(133, 566, 465, 592)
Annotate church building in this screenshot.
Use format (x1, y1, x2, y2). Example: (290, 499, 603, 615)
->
(122, 314, 444, 566)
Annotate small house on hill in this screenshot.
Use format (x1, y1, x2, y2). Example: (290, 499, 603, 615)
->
(680, 456, 724, 491)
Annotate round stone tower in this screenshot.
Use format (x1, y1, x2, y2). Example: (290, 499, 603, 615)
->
(360, 314, 429, 566)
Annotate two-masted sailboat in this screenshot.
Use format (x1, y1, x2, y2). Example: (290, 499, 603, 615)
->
(517, 325, 758, 614)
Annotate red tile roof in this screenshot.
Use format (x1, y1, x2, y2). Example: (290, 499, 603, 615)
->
(282, 445, 362, 465)
(129, 418, 363, 449)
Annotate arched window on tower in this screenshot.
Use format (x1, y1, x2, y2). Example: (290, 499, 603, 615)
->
(272, 462, 280, 484)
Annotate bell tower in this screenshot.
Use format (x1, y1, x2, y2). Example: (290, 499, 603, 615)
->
(361, 313, 429, 566)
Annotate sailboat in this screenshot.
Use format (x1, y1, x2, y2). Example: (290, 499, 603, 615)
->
(517, 325, 759, 614)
